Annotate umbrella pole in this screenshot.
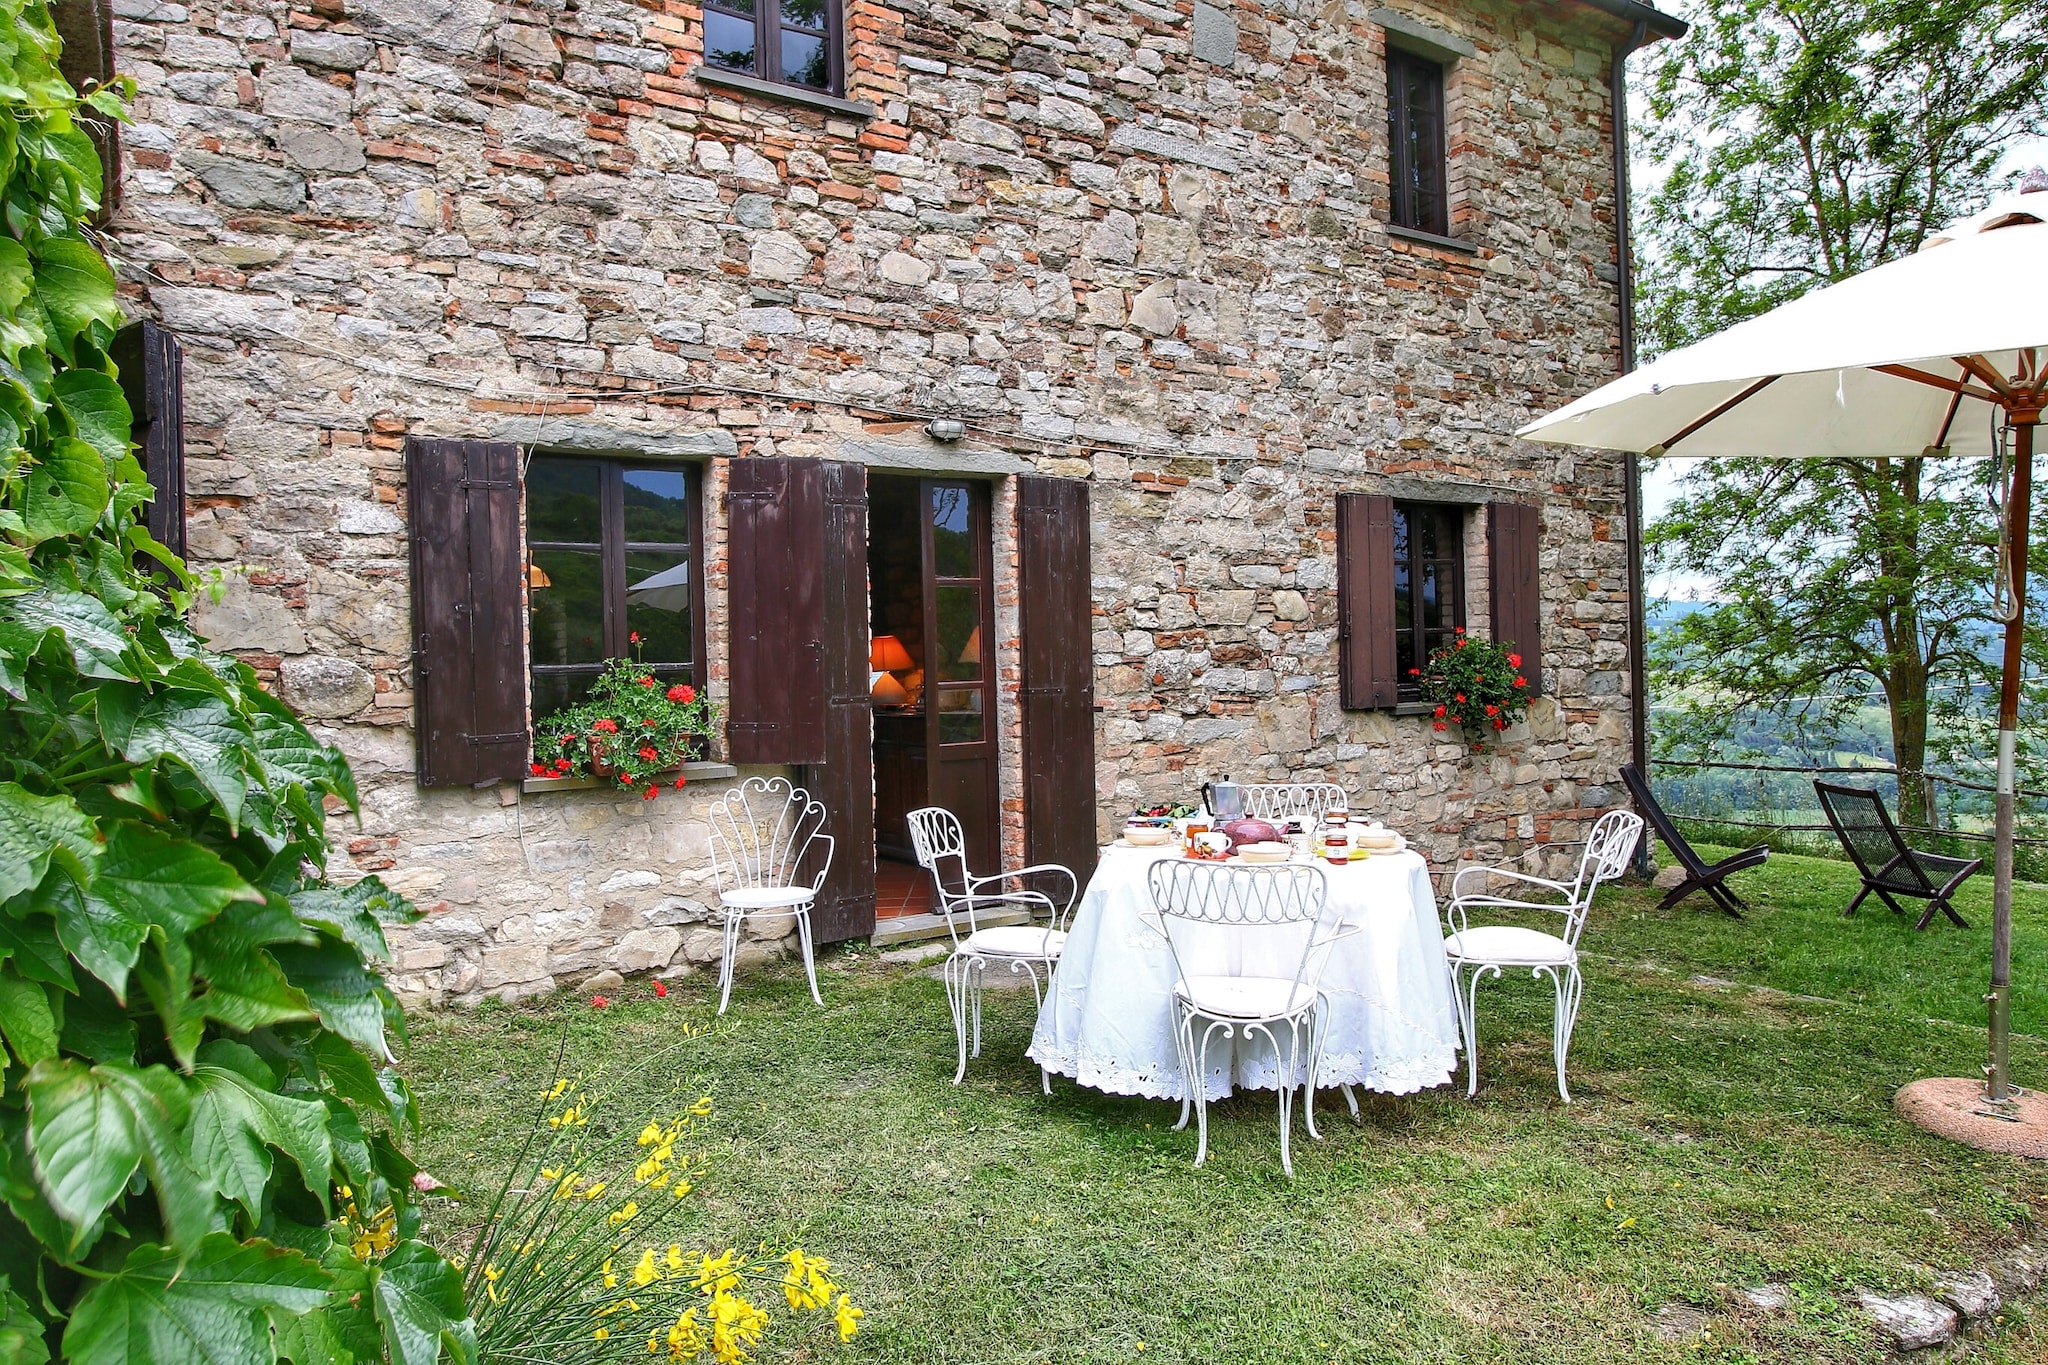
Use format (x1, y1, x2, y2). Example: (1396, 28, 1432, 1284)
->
(1988, 414, 2036, 1107)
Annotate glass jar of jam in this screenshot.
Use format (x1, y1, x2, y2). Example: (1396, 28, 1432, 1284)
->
(1322, 811, 1349, 865)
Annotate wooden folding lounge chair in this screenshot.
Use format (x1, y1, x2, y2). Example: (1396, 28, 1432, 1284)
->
(1813, 781, 1980, 931)
(1620, 764, 1767, 919)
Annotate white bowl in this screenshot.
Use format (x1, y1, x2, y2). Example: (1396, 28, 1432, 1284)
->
(1124, 826, 1174, 846)
(1237, 842, 1292, 864)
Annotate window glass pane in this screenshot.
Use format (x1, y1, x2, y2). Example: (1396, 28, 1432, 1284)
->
(936, 688, 983, 744)
(532, 670, 597, 722)
(780, 0, 826, 28)
(704, 11, 757, 71)
(934, 585, 981, 682)
(930, 483, 974, 577)
(781, 29, 828, 87)
(622, 467, 693, 544)
(528, 549, 606, 666)
(527, 457, 601, 544)
(625, 552, 695, 665)
(1419, 562, 1442, 627)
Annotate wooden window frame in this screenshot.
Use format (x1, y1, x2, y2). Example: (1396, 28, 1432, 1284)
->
(1392, 500, 1465, 700)
(1387, 45, 1449, 237)
(525, 456, 707, 712)
(922, 479, 996, 751)
(701, 0, 845, 98)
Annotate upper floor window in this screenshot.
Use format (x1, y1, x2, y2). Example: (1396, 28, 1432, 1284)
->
(526, 457, 705, 719)
(1387, 46, 1448, 236)
(704, 0, 842, 95)
(1392, 501, 1464, 697)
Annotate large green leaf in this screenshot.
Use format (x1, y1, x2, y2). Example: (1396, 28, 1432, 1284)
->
(24, 1059, 217, 1258)
(188, 924, 315, 1034)
(60, 1234, 331, 1365)
(0, 965, 56, 1065)
(270, 939, 390, 1060)
(247, 693, 352, 812)
(370, 1240, 474, 1365)
(31, 237, 118, 362)
(59, 822, 258, 1000)
(21, 1057, 140, 1253)
(18, 437, 107, 542)
(52, 368, 130, 465)
(188, 1060, 333, 1221)
(0, 236, 32, 313)
(97, 689, 253, 831)
(0, 912, 74, 990)
(286, 884, 390, 965)
(0, 782, 94, 903)
(0, 585, 133, 678)
(0, 1109, 79, 1262)
(0, 1273, 50, 1365)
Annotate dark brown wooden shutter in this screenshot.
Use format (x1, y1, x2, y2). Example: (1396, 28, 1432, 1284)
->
(50, 0, 119, 217)
(797, 460, 875, 944)
(111, 320, 185, 561)
(1336, 492, 1398, 708)
(726, 458, 828, 764)
(408, 438, 529, 787)
(1018, 475, 1098, 882)
(1487, 500, 1543, 695)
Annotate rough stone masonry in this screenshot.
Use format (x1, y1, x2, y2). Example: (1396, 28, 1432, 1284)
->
(102, 0, 1647, 1004)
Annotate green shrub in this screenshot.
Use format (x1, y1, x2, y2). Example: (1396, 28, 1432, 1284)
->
(0, 5, 468, 1362)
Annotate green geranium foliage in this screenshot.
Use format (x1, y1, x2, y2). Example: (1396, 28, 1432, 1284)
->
(0, 5, 473, 1363)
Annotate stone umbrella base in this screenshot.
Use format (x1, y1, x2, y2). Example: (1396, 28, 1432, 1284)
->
(1896, 1077, 2048, 1159)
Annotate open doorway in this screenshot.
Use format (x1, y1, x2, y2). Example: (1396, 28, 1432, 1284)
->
(868, 475, 1000, 918)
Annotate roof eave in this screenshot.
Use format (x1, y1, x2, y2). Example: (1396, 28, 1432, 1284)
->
(1568, 0, 1688, 41)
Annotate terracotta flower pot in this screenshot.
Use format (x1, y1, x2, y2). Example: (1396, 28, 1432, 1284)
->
(586, 735, 615, 778)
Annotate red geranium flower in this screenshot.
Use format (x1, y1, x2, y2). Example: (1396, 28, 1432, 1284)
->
(559, 734, 574, 746)
(668, 684, 696, 704)
(674, 775, 688, 789)
(1493, 717, 1507, 730)
(1507, 652, 1522, 668)
(1408, 667, 1420, 677)
(531, 763, 547, 777)
(1513, 676, 1528, 688)
(1434, 705, 1446, 718)
(653, 979, 668, 998)
(1432, 720, 1446, 731)
(630, 631, 642, 645)
(638, 746, 660, 762)
(1485, 704, 1498, 716)
(555, 757, 572, 772)
(643, 784, 659, 800)
(1455, 626, 1466, 635)
(593, 718, 619, 733)
(639, 675, 656, 688)
(591, 995, 610, 1008)
(1455, 693, 1466, 704)
(643, 717, 657, 727)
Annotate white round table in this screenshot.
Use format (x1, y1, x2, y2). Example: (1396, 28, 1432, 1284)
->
(1028, 845, 1460, 1101)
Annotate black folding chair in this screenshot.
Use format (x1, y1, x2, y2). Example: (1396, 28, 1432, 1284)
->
(1620, 764, 1767, 918)
(1813, 781, 1980, 930)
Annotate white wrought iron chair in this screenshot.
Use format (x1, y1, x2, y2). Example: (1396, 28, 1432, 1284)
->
(1144, 860, 1354, 1177)
(705, 777, 833, 1015)
(1242, 782, 1351, 828)
(905, 806, 1077, 1091)
(1444, 808, 1643, 1102)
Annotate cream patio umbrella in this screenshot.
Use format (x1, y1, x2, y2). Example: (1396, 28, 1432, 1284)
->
(1517, 183, 2048, 1139)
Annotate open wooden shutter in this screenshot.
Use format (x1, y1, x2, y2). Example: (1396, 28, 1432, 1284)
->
(1018, 476, 1099, 881)
(798, 460, 875, 944)
(726, 458, 827, 764)
(1487, 500, 1543, 695)
(1336, 492, 1398, 708)
(111, 320, 185, 561)
(408, 438, 529, 786)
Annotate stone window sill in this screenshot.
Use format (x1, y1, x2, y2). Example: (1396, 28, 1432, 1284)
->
(523, 760, 740, 795)
(693, 66, 875, 121)
(1393, 701, 1436, 717)
(1387, 223, 1479, 256)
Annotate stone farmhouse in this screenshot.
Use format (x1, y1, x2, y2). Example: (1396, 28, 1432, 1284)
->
(75, 0, 1684, 1003)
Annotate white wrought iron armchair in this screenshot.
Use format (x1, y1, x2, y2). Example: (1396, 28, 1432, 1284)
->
(1144, 860, 1354, 1178)
(1444, 808, 1643, 1102)
(905, 806, 1077, 1090)
(706, 777, 833, 1015)
(1242, 783, 1351, 828)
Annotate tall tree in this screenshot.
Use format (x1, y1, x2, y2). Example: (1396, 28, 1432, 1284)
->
(1637, 0, 2048, 826)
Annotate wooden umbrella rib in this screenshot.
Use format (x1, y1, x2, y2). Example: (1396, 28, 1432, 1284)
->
(1955, 353, 2020, 400)
(1872, 363, 2001, 404)
(1646, 374, 1780, 455)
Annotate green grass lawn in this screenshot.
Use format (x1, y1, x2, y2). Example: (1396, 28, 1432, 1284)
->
(400, 846, 2048, 1364)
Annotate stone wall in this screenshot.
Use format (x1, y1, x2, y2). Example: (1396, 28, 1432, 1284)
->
(102, 0, 1647, 1005)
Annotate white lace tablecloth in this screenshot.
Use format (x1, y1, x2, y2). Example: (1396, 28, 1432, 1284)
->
(1028, 845, 1459, 1101)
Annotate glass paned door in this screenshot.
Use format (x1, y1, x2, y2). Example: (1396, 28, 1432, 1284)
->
(921, 480, 998, 871)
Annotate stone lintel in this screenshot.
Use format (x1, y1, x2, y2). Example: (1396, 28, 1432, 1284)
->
(488, 417, 739, 458)
(1369, 7, 1478, 62)
(837, 438, 1038, 479)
